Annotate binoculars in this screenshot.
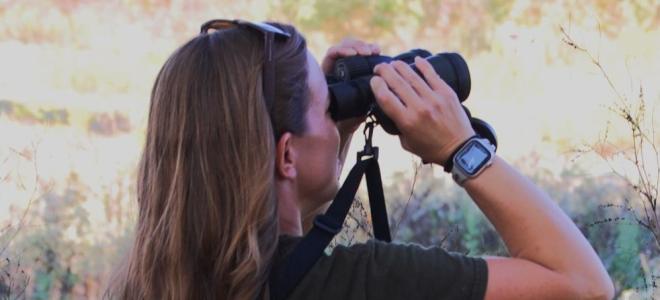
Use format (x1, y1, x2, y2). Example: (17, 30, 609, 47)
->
(327, 49, 497, 150)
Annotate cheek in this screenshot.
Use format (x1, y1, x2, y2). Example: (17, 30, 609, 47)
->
(299, 129, 338, 172)
(326, 137, 340, 172)
(318, 128, 340, 168)
(328, 121, 340, 153)
(312, 124, 341, 178)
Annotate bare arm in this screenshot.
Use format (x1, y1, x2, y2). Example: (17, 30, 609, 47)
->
(370, 57, 614, 299)
(466, 156, 613, 299)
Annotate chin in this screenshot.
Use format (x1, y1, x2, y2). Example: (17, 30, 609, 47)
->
(330, 176, 341, 196)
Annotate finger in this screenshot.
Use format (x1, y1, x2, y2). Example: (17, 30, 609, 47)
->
(324, 46, 357, 60)
(329, 39, 379, 61)
(323, 46, 340, 59)
(321, 46, 341, 73)
(338, 37, 359, 47)
(355, 44, 373, 56)
(374, 62, 422, 109)
(338, 38, 376, 56)
(370, 76, 407, 125)
(368, 43, 381, 55)
(338, 37, 368, 50)
(415, 56, 454, 98)
(337, 47, 358, 56)
(322, 46, 359, 73)
(391, 60, 436, 101)
(323, 39, 379, 74)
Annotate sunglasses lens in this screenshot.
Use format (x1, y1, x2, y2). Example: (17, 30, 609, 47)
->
(201, 19, 290, 39)
(249, 22, 291, 38)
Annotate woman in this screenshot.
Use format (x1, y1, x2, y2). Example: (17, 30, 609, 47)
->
(108, 20, 614, 299)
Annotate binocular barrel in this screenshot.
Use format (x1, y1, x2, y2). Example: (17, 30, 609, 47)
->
(329, 52, 471, 123)
(333, 49, 432, 81)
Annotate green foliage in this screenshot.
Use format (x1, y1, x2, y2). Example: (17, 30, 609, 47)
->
(0, 257, 30, 300)
(273, 0, 521, 55)
(630, 0, 660, 29)
(87, 111, 132, 136)
(6, 171, 134, 299)
(37, 109, 69, 125)
(0, 100, 11, 114)
(0, 100, 37, 124)
(380, 157, 658, 295)
(1, 0, 658, 297)
(276, 0, 413, 41)
(384, 165, 506, 256)
(0, 100, 69, 125)
(32, 268, 54, 300)
(611, 222, 644, 291)
(487, 0, 516, 23)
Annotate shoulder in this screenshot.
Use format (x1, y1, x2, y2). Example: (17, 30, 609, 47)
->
(288, 238, 488, 300)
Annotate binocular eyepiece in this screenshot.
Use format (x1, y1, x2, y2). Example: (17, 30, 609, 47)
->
(327, 49, 471, 135)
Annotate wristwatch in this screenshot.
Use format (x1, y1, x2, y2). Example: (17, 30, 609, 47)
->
(449, 136, 496, 186)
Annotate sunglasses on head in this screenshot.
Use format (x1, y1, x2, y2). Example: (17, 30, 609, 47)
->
(200, 19, 291, 113)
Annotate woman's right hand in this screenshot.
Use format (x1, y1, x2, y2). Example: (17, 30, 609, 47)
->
(373, 57, 615, 300)
(370, 56, 475, 166)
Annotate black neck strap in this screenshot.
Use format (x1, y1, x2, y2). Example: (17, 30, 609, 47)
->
(270, 122, 391, 300)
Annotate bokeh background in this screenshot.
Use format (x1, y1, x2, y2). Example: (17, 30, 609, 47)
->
(1, 0, 659, 299)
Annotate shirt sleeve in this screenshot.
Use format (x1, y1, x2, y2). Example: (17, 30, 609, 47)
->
(287, 239, 488, 300)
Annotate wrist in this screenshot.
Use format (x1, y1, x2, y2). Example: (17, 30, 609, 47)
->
(462, 154, 499, 190)
(447, 137, 496, 186)
(440, 134, 479, 172)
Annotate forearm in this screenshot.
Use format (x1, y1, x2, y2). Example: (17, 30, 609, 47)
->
(463, 155, 612, 291)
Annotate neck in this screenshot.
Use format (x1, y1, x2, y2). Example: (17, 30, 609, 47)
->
(276, 182, 303, 237)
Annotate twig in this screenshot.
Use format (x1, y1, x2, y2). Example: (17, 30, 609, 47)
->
(0, 142, 53, 257)
(561, 24, 660, 250)
(392, 160, 422, 240)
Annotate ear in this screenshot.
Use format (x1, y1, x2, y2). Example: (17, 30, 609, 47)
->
(275, 132, 297, 180)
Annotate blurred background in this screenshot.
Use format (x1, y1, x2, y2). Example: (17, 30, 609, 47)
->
(0, 0, 659, 299)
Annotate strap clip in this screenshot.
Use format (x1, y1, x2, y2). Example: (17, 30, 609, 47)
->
(358, 119, 379, 160)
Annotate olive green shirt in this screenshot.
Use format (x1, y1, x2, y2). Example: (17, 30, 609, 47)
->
(273, 235, 488, 300)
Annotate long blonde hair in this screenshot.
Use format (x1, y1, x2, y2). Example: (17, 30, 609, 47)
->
(107, 22, 309, 299)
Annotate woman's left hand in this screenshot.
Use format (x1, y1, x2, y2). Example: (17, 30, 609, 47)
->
(321, 38, 381, 74)
(322, 38, 381, 136)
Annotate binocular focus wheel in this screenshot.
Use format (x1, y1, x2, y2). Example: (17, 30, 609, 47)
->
(470, 118, 498, 151)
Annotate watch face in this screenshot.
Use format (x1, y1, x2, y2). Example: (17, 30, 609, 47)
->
(456, 141, 491, 175)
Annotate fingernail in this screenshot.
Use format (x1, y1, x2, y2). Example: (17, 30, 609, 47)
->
(369, 76, 379, 87)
